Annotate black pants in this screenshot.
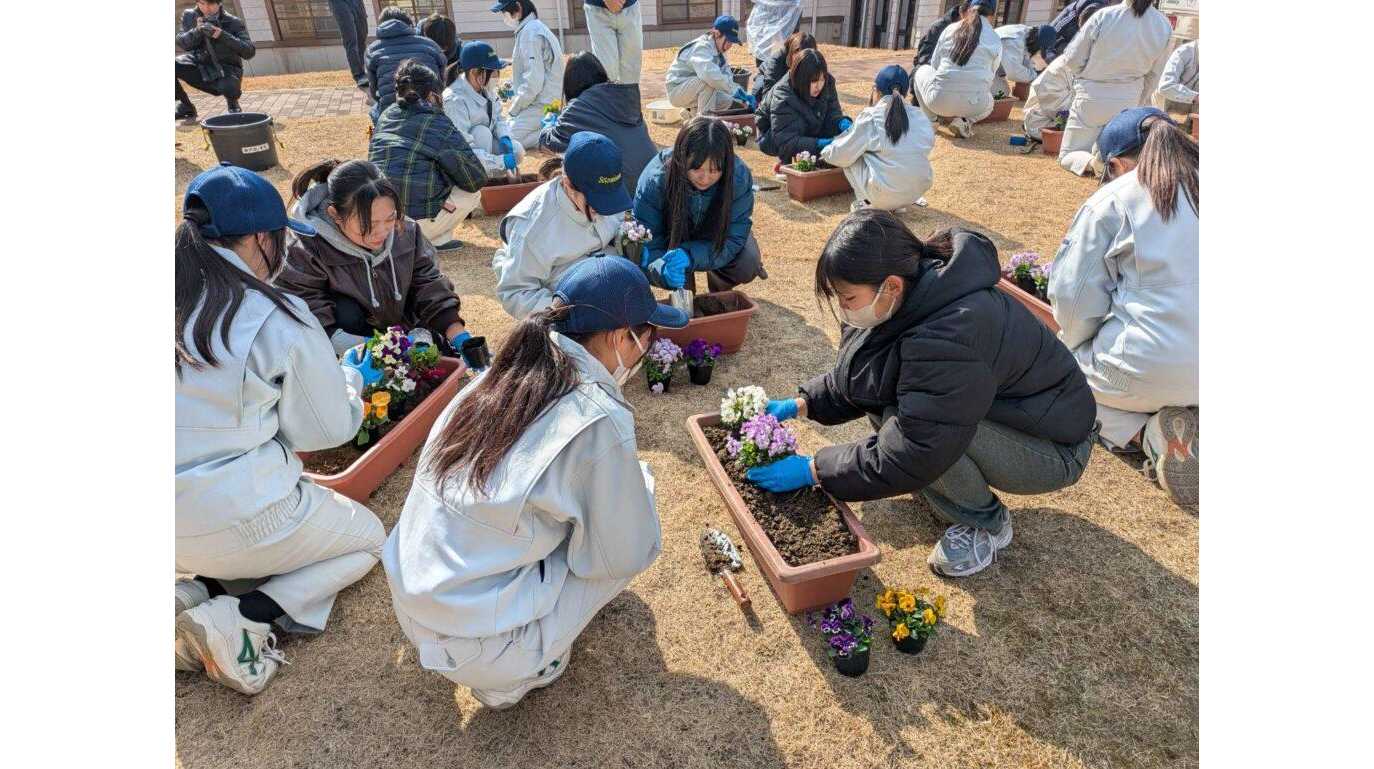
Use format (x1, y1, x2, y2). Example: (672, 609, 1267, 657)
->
(175, 60, 241, 110)
(328, 0, 369, 85)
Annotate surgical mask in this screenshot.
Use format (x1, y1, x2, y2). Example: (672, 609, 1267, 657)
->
(612, 328, 648, 388)
(839, 283, 896, 329)
(503, 13, 519, 30)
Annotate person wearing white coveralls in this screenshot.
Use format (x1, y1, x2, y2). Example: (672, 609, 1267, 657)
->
(994, 23, 1056, 95)
(1056, 0, 1172, 176)
(443, 41, 525, 182)
(665, 15, 755, 116)
(1018, 1, 1103, 150)
(1154, 40, 1199, 112)
(174, 164, 384, 696)
(820, 65, 934, 213)
(1049, 107, 1199, 508)
(491, 0, 564, 150)
(384, 253, 690, 710)
(913, 0, 1002, 139)
(584, 0, 643, 84)
(492, 131, 631, 320)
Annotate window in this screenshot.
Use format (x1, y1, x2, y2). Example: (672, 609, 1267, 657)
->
(271, 1, 342, 40)
(659, 0, 720, 25)
(374, 0, 453, 21)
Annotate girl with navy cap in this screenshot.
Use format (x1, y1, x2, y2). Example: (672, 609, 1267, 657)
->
(492, 0, 565, 150)
(819, 64, 935, 213)
(1049, 107, 1199, 508)
(175, 164, 385, 696)
(912, 0, 1002, 139)
(994, 23, 1057, 95)
(384, 254, 689, 709)
(443, 41, 524, 182)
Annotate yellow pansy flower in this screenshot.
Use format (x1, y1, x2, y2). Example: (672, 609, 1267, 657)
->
(933, 594, 948, 618)
(875, 596, 896, 617)
(362, 401, 373, 419)
(371, 391, 392, 421)
(898, 594, 916, 613)
(892, 622, 910, 641)
(922, 607, 936, 626)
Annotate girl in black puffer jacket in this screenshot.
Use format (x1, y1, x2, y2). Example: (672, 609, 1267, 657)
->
(756, 49, 847, 163)
(745, 210, 1097, 579)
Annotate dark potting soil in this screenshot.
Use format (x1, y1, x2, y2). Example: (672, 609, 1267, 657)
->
(694, 293, 746, 318)
(299, 376, 441, 476)
(483, 173, 539, 188)
(702, 425, 858, 567)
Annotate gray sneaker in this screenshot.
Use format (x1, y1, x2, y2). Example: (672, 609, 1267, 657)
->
(175, 579, 212, 672)
(1143, 407, 1199, 509)
(470, 649, 571, 710)
(927, 512, 1013, 578)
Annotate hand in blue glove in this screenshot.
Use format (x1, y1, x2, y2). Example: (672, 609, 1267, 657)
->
(766, 398, 800, 421)
(746, 454, 815, 493)
(732, 87, 749, 103)
(837, 117, 853, 132)
(816, 137, 833, 150)
(661, 248, 691, 289)
(341, 344, 382, 386)
(503, 152, 518, 171)
(541, 112, 558, 128)
(449, 329, 471, 350)
(497, 136, 514, 155)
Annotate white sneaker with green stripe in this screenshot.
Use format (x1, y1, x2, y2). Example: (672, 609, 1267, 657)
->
(175, 596, 287, 695)
(174, 579, 212, 672)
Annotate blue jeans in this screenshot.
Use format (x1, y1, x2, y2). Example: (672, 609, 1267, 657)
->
(329, 0, 369, 85)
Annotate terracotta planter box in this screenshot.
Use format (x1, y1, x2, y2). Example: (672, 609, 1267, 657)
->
(685, 413, 882, 614)
(655, 289, 757, 355)
(977, 98, 1017, 124)
(1012, 81, 1030, 100)
(478, 173, 541, 217)
(780, 163, 851, 202)
(300, 357, 467, 502)
(997, 277, 1059, 333)
(1041, 128, 1064, 156)
(1189, 113, 1199, 141)
(705, 108, 757, 135)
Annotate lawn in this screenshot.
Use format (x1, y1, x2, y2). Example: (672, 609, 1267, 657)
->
(174, 44, 1198, 769)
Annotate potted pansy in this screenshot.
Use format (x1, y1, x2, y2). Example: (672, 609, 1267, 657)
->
(1033, 261, 1052, 303)
(809, 598, 875, 677)
(780, 150, 852, 202)
(498, 81, 514, 102)
(685, 339, 723, 385)
(719, 385, 768, 430)
(1006, 251, 1042, 295)
(725, 413, 799, 470)
(791, 150, 818, 172)
(645, 337, 682, 394)
(728, 121, 754, 147)
(1042, 110, 1069, 155)
(875, 588, 947, 655)
(620, 217, 652, 266)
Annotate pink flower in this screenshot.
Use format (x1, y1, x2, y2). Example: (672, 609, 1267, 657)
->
(650, 382, 664, 395)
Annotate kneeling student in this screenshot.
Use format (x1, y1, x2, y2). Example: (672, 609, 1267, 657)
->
(820, 65, 934, 212)
(384, 254, 689, 709)
(443, 41, 525, 182)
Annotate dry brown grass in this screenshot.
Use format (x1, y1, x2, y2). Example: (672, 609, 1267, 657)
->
(176, 46, 1197, 769)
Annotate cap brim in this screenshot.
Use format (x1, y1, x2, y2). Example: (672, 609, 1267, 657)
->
(725, 32, 742, 44)
(647, 302, 691, 329)
(585, 185, 633, 218)
(489, 1, 512, 11)
(286, 217, 317, 237)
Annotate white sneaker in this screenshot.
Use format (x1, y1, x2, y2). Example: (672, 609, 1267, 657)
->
(927, 513, 1013, 578)
(1143, 407, 1199, 509)
(470, 649, 572, 710)
(951, 117, 974, 139)
(174, 579, 212, 672)
(175, 596, 287, 695)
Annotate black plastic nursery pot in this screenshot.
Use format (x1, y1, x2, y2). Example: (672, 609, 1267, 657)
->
(460, 336, 492, 370)
(688, 362, 714, 385)
(1013, 275, 1038, 296)
(893, 634, 928, 655)
(648, 373, 672, 393)
(833, 648, 870, 677)
(201, 112, 280, 172)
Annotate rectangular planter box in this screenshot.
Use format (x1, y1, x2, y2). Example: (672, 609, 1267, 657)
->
(1041, 128, 1063, 156)
(478, 173, 541, 217)
(977, 97, 1017, 124)
(300, 356, 467, 503)
(1012, 81, 1030, 100)
(685, 413, 882, 614)
(705, 109, 757, 135)
(779, 163, 851, 202)
(997, 277, 1059, 333)
(655, 289, 757, 354)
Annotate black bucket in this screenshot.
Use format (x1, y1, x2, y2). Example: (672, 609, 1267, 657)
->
(201, 112, 280, 172)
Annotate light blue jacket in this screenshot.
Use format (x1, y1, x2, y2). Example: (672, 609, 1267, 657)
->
(632, 148, 754, 281)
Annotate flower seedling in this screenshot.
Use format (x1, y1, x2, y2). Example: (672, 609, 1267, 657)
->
(1007, 251, 1041, 282)
(543, 99, 562, 116)
(725, 413, 798, 470)
(685, 339, 723, 369)
(875, 587, 946, 646)
(791, 150, 818, 172)
(1033, 261, 1053, 295)
(645, 338, 682, 394)
(808, 598, 874, 660)
(719, 385, 768, 430)
(353, 326, 446, 445)
(728, 122, 754, 140)
(1052, 110, 1069, 131)
(619, 217, 652, 245)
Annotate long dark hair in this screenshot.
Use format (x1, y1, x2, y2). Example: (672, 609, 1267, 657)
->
(425, 305, 648, 495)
(950, 2, 989, 67)
(290, 159, 401, 238)
(508, 0, 537, 20)
(1105, 115, 1199, 222)
(418, 14, 456, 58)
(563, 51, 609, 102)
(782, 31, 817, 68)
(664, 117, 736, 255)
(814, 209, 954, 316)
(1130, 0, 1153, 16)
(878, 82, 910, 144)
(789, 49, 830, 100)
(175, 200, 299, 376)
(394, 59, 441, 106)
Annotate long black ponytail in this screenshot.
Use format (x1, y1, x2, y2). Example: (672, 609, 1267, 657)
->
(950, 2, 989, 67)
(1130, 0, 1153, 16)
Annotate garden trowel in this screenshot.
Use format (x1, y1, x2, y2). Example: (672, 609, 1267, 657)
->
(700, 527, 750, 609)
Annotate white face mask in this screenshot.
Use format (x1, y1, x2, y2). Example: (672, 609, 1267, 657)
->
(611, 328, 648, 388)
(503, 13, 520, 29)
(839, 283, 897, 329)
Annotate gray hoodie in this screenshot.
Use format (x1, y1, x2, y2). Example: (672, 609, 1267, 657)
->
(538, 82, 658, 198)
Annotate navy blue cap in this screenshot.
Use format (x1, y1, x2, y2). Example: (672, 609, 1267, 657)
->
(1034, 25, 1057, 57)
(183, 162, 315, 239)
(874, 64, 910, 96)
(969, 0, 997, 11)
(563, 131, 633, 216)
(713, 15, 741, 44)
(460, 41, 507, 71)
(552, 254, 690, 334)
(1098, 107, 1173, 162)
(489, 0, 518, 12)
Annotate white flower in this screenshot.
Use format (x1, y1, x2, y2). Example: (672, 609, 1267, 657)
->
(720, 385, 768, 426)
(401, 378, 417, 392)
(382, 354, 397, 366)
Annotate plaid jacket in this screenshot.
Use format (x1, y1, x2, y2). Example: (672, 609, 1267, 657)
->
(369, 101, 486, 221)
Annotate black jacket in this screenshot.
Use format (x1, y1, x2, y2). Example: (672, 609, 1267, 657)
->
(750, 52, 789, 106)
(800, 230, 1096, 502)
(755, 75, 844, 162)
(539, 83, 658, 199)
(176, 8, 255, 82)
(913, 7, 961, 68)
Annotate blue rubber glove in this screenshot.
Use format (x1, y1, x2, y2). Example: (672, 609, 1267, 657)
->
(837, 117, 853, 132)
(497, 136, 514, 155)
(341, 344, 382, 386)
(661, 248, 690, 289)
(766, 398, 800, 421)
(541, 112, 558, 128)
(746, 454, 816, 493)
(503, 152, 518, 171)
(816, 137, 833, 150)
